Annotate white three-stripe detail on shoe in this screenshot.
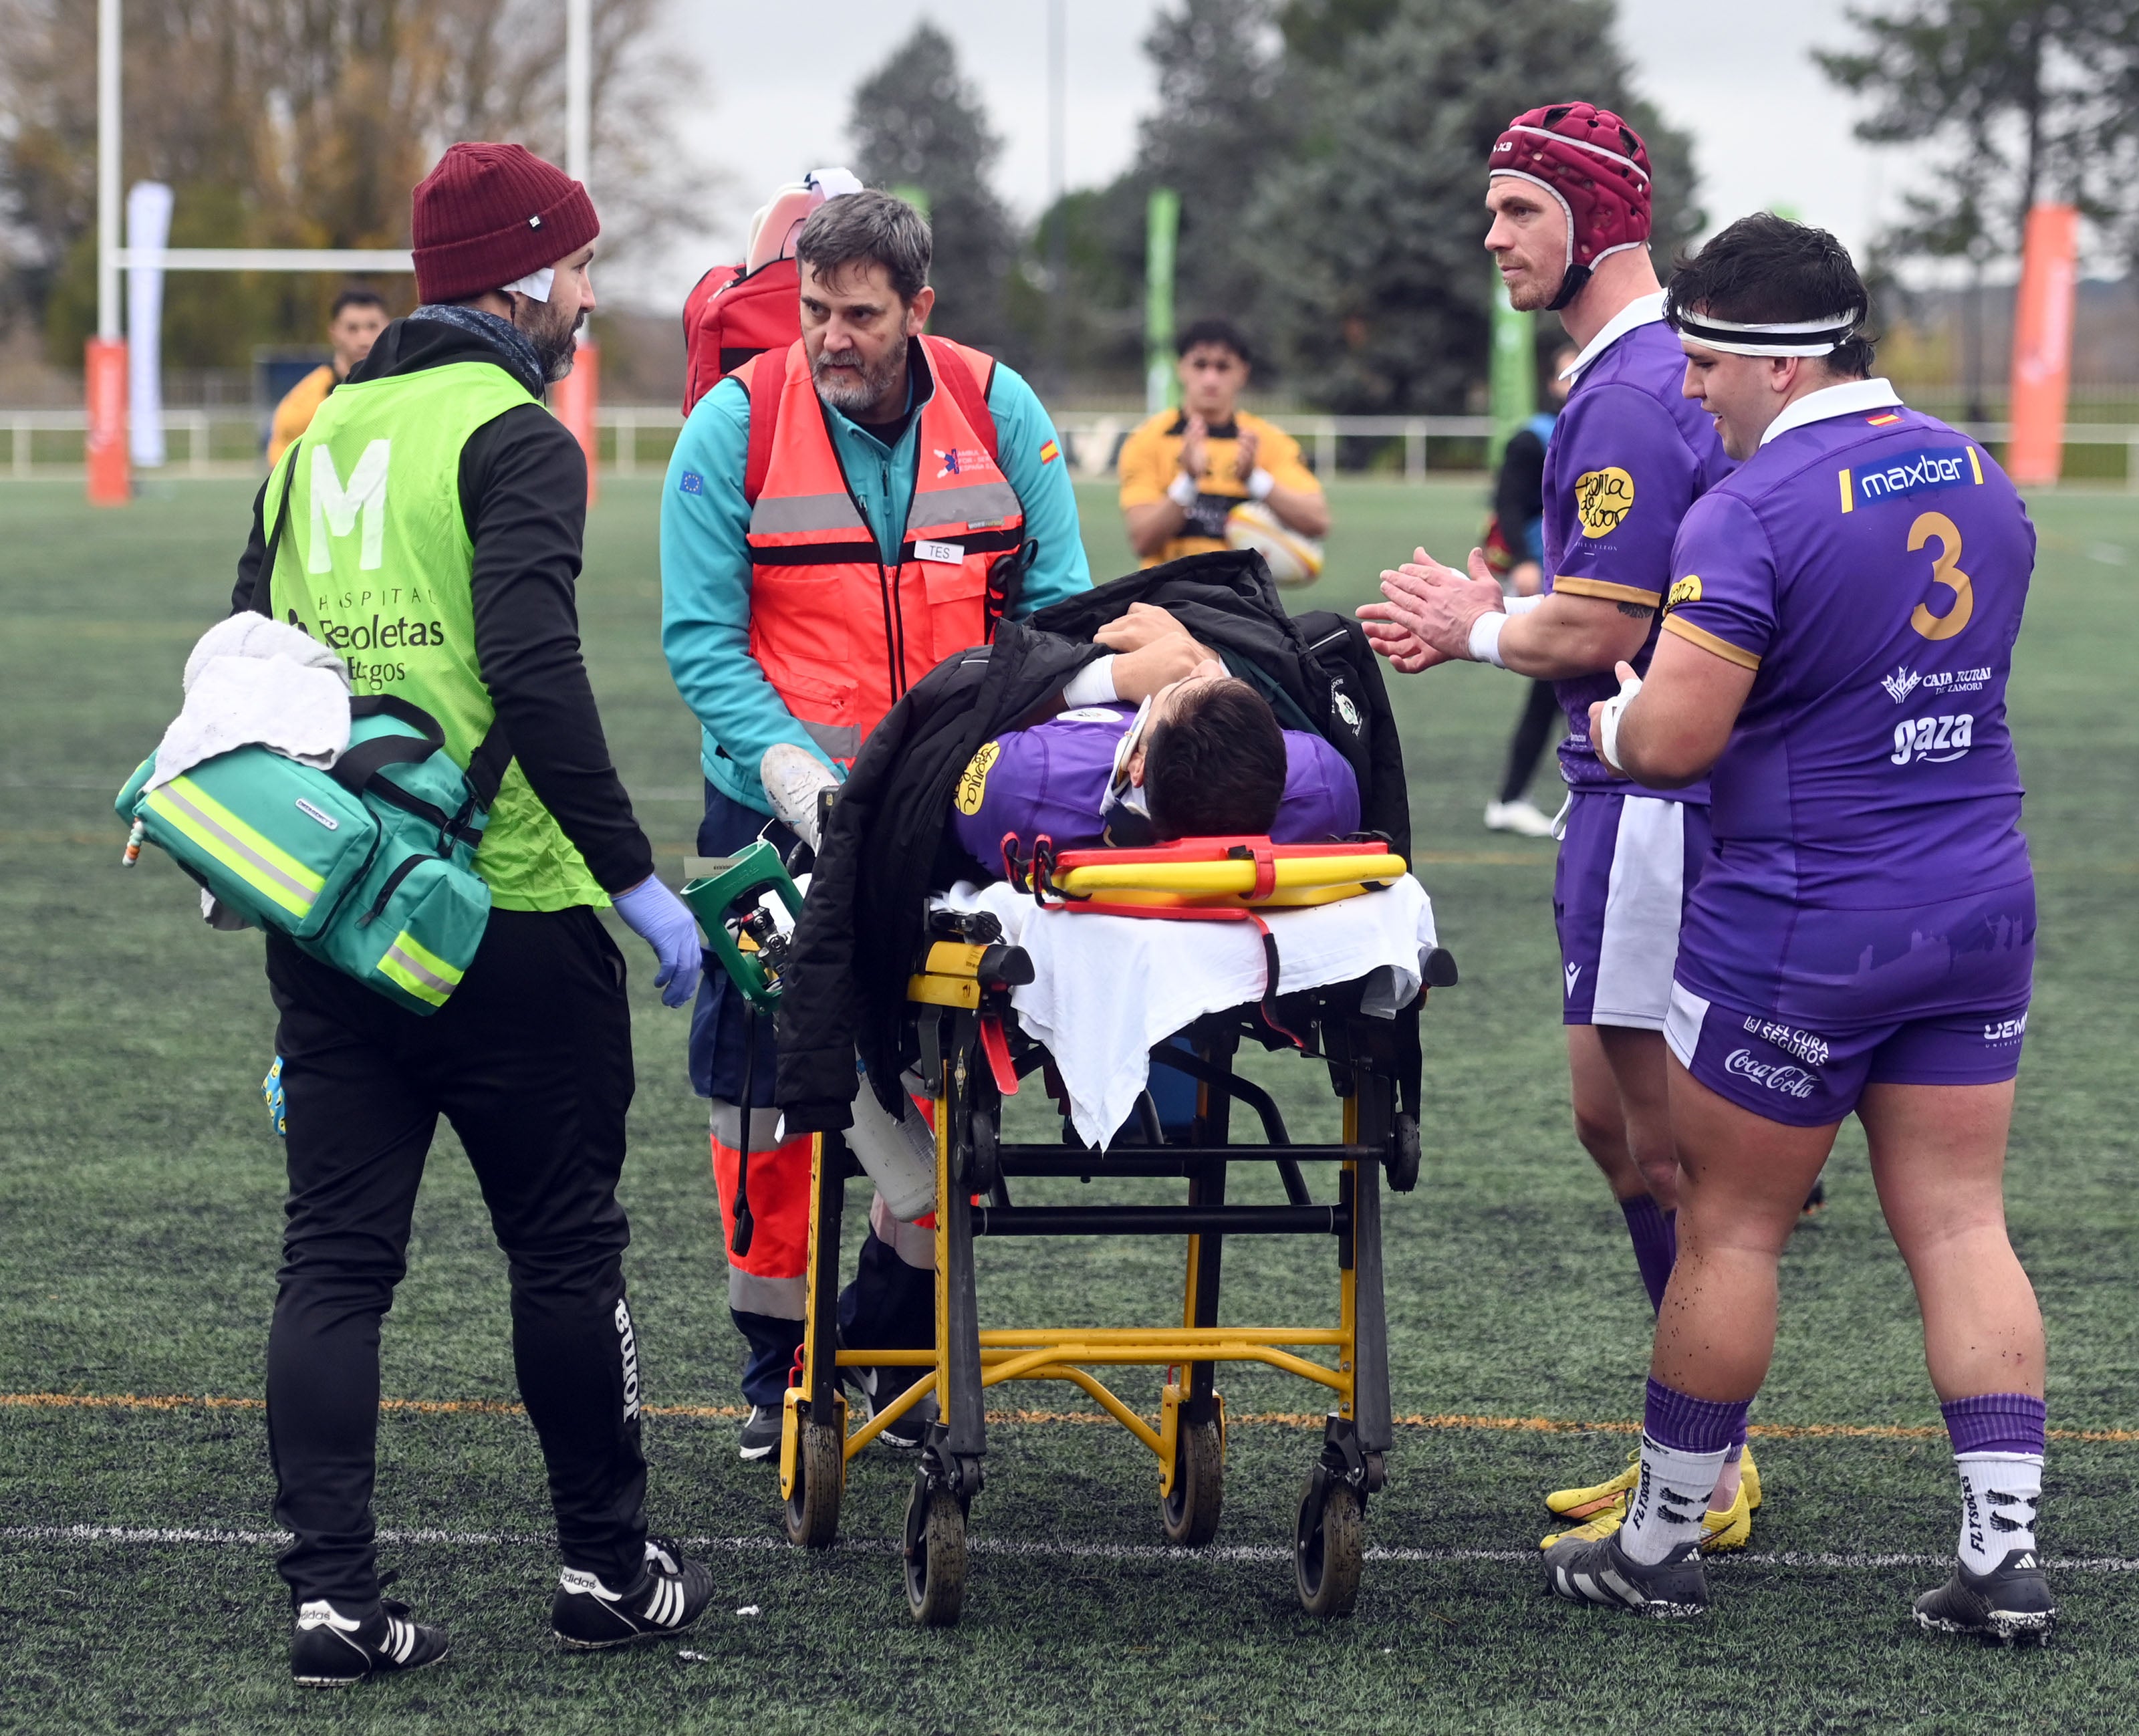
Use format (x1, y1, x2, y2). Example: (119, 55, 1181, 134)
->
(387, 1617, 417, 1663)
(642, 1577, 677, 1628)
(1600, 1568, 1643, 1607)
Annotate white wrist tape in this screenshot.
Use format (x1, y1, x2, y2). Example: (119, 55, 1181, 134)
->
(1504, 592, 1546, 616)
(1166, 472, 1199, 508)
(1059, 654, 1120, 708)
(1595, 668, 1644, 771)
(1467, 610, 1509, 667)
(1246, 467, 1276, 501)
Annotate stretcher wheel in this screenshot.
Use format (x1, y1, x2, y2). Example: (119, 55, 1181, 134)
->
(904, 1483, 968, 1626)
(1293, 1478, 1362, 1618)
(1161, 1418, 1224, 1546)
(784, 1418, 844, 1549)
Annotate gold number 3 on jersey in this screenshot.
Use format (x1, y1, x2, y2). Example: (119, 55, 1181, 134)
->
(1908, 510, 1974, 640)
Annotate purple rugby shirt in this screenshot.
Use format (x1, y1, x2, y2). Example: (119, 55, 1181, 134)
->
(948, 701, 1362, 877)
(1662, 384, 2036, 1025)
(1542, 302, 1734, 801)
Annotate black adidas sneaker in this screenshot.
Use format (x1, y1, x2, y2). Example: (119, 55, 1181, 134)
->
(551, 1537, 715, 1650)
(1914, 1548, 2058, 1644)
(1543, 1529, 1710, 1618)
(289, 1593, 449, 1688)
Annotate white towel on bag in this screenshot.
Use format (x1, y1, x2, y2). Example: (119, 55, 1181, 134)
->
(146, 614, 352, 793)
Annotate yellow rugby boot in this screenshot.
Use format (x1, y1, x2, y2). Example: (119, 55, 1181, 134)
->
(1545, 1450, 1640, 1521)
(1540, 1480, 1753, 1553)
(1741, 1443, 1763, 1511)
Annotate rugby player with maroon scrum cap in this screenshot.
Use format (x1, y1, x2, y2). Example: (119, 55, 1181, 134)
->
(1358, 104, 1754, 1546)
(1545, 215, 2052, 1637)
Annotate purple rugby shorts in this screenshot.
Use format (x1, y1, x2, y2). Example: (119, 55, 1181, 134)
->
(1663, 983, 2029, 1126)
(1553, 791, 1712, 1030)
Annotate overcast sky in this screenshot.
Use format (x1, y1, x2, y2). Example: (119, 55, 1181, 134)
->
(642, 0, 1919, 302)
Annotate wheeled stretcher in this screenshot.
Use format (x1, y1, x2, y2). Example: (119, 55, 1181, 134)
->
(767, 841, 1453, 1626)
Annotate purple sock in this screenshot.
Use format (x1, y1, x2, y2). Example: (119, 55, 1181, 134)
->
(1620, 1196, 1676, 1314)
(1644, 1376, 1750, 1455)
(1941, 1392, 2047, 1457)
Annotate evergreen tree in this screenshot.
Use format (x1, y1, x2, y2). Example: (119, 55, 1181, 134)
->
(848, 23, 1017, 351)
(1815, 1, 2139, 267)
(1247, 0, 1698, 412)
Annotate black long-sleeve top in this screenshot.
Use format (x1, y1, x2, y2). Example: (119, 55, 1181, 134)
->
(233, 316, 654, 895)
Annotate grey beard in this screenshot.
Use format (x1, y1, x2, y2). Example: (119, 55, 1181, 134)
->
(519, 299, 584, 384)
(812, 347, 902, 415)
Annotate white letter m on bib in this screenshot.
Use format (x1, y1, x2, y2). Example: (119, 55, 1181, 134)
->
(309, 439, 390, 573)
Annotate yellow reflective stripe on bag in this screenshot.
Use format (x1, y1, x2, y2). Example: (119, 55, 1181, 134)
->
(142, 776, 326, 920)
(378, 930, 464, 1007)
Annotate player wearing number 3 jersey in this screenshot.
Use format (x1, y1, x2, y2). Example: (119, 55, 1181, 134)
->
(1548, 215, 2052, 1641)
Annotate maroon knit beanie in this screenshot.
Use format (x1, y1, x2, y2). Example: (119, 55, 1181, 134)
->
(410, 142, 599, 303)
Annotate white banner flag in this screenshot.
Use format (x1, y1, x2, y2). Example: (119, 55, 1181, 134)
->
(126, 181, 174, 469)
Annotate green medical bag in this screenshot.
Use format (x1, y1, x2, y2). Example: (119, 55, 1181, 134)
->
(117, 697, 508, 1015)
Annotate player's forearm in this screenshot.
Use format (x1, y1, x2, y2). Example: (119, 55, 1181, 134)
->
(1499, 593, 1654, 680)
(1263, 482, 1329, 537)
(1124, 499, 1187, 557)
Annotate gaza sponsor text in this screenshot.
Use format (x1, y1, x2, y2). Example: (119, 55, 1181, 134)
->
(1741, 1017, 1830, 1068)
(1890, 713, 1973, 766)
(1724, 1047, 1818, 1099)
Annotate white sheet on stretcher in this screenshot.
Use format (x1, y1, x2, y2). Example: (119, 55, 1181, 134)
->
(930, 876, 1437, 1150)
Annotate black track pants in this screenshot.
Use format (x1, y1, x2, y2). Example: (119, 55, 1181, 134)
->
(1499, 678, 1564, 805)
(263, 906, 648, 1613)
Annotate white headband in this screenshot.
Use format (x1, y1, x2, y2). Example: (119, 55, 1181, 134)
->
(1674, 307, 1860, 357)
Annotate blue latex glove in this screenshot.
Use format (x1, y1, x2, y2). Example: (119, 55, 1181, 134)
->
(612, 876, 705, 1008)
(262, 1055, 287, 1138)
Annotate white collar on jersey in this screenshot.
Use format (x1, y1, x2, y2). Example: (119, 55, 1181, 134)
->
(1758, 376, 1904, 447)
(1559, 290, 1668, 384)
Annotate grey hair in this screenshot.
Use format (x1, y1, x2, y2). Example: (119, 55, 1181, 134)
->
(795, 189, 932, 303)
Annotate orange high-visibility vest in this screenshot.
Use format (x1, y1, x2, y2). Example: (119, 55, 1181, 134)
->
(740, 335, 1025, 763)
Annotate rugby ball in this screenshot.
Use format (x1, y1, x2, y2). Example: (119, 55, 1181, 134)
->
(1226, 499, 1325, 588)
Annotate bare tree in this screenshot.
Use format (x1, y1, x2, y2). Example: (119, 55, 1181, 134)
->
(0, 0, 714, 364)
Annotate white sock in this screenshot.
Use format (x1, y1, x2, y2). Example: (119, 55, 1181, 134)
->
(1956, 1451, 2042, 1574)
(1620, 1434, 1729, 1566)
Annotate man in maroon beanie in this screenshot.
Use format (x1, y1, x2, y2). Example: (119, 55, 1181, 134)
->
(229, 141, 715, 1686)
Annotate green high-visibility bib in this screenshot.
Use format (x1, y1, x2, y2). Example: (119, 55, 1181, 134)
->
(262, 359, 606, 912)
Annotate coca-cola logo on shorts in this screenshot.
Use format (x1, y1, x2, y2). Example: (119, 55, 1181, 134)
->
(1725, 1048, 1818, 1100)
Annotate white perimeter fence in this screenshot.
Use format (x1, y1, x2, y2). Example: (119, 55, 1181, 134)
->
(7, 406, 2139, 487)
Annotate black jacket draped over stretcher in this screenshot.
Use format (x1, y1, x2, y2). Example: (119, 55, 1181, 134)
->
(774, 549, 1412, 1134)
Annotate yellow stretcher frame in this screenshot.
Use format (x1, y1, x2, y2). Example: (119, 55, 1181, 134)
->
(773, 913, 1426, 1627)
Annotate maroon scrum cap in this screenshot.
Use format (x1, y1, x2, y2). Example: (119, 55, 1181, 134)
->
(1488, 103, 1652, 309)
(410, 142, 598, 303)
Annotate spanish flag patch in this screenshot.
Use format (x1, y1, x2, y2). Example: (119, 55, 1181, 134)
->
(1039, 439, 1060, 465)
(1867, 413, 1902, 426)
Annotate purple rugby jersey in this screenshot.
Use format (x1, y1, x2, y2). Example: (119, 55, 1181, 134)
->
(948, 701, 1362, 877)
(1542, 304, 1735, 799)
(1662, 388, 2036, 1027)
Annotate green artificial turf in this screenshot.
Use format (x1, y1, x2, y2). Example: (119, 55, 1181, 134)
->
(2, 474, 2137, 1733)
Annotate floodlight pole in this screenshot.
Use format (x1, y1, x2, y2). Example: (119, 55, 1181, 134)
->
(1047, 0, 1067, 395)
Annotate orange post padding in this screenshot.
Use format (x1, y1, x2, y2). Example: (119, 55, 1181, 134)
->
(2007, 204, 2080, 489)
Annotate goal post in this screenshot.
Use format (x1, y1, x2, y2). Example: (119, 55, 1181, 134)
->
(89, 0, 598, 505)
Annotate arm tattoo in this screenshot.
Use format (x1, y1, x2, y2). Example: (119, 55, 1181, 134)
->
(1616, 601, 1656, 620)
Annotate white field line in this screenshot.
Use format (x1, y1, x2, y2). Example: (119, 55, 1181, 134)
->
(7, 1525, 2138, 1574)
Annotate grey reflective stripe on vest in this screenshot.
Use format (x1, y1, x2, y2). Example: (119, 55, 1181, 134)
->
(917, 481, 1023, 529)
(802, 720, 862, 761)
(749, 491, 869, 535)
(870, 1191, 937, 1271)
(709, 1100, 788, 1150)
(727, 1267, 807, 1320)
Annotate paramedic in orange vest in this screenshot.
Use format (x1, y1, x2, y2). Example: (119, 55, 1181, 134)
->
(661, 190, 1092, 1463)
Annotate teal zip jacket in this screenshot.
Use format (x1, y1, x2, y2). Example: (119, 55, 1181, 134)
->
(661, 346, 1091, 814)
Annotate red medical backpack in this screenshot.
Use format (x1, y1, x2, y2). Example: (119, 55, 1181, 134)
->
(680, 255, 802, 415)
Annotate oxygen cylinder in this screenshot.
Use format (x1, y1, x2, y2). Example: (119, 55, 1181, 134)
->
(843, 1070, 937, 1223)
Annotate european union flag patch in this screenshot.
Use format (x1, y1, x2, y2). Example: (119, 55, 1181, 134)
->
(679, 471, 705, 495)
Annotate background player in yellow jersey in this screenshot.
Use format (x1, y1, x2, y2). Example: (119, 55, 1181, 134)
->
(1118, 318, 1330, 567)
(266, 287, 389, 465)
